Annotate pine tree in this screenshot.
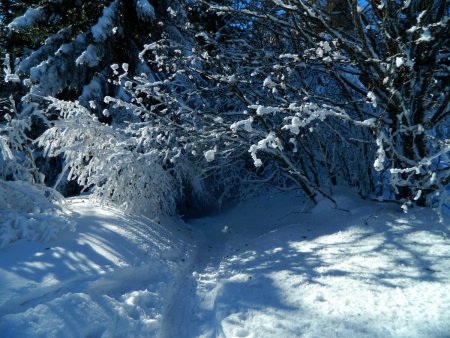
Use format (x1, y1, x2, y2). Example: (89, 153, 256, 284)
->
(2, 1, 189, 112)
(1, 0, 188, 188)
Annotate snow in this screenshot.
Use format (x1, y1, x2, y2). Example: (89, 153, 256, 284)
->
(0, 198, 193, 337)
(282, 116, 302, 134)
(8, 7, 44, 30)
(161, 190, 450, 337)
(263, 76, 276, 88)
(4, 74, 20, 83)
(204, 149, 216, 162)
(91, 1, 119, 42)
(271, 0, 297, 10)
(374, 132, 386, 171)
(367, 91, 378, 108)
(417, 28, 432, 43)
(417, 10, 427, 24)
(135, 0, 156, 21)
(230, 117, 253, 133)
(355, 117, 376, 127)
(1, 191, 449, 337)
(395, 57, 405, 68)
(3, 54, 20, 83)
(0, 181, 71, 249)
(167, 7, 177, 18)
(248, 105, 283, 116)
(75, 45, 99, 67)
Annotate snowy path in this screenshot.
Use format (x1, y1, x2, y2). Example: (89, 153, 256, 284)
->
(1, 192, 450, 337)
(162, 192, 450, 338)
(160, 219, 227, 337)
(161, 191, 311, 337)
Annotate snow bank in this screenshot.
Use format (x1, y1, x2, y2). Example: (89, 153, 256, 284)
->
(0, 198, 194, 337)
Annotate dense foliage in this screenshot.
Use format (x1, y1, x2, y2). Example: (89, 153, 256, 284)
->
(1, 0, 449, 229)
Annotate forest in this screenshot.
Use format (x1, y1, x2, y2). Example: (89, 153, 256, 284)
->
(1, 0, 449, 232)
(0, 1, 449, 337)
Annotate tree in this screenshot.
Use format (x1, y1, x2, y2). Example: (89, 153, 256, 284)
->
(1, 0, 190, 188)
(0, 1, 192, 243)
(200, 0, 449, 209)
(1, 55, 71, 249)
(36, 1, 356, 214)
(6, 0, 448, 220)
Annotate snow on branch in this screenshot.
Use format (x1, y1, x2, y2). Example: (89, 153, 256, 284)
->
(91, 1, 120, 42)
(3, 54, 20, 83)
(135, 0, 156, 21)
(7, 7, 44, 30)
(37, 97, 180, 217)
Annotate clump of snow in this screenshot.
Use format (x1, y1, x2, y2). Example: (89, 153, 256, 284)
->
(355, 117, 376, 127)
(248, 132, 285, 168)
(395, 56, 405, 68)
(263, 76, 276, 88)
(367, 91, 377, 108)
(3, 54, 20, 83)
(167, 7, 177, 17)
(4, 73, 20, 83)
(407, 25, 418, 33)
(249, 144, 263, 167)
(204, 149, 216, 162)
(279, 54, 300, 63)
(417, 28, 432, 42)
(248, 104, 283, 115)
(124, 80, 132, 89)
(417, 10, 427, 24)
(374, 132, 386, 171)
(282, 116, 302, 134)
(230, 117, 253, 133)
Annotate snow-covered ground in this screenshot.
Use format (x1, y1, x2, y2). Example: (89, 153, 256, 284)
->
(1, 191, 449, 337)
(0, 199, 194, 337)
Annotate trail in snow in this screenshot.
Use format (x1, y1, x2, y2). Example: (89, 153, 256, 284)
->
(160, 218, 228, 338)
(160, 191, 313, 338)
(1, 191, 449, 338)
(162, 190, 450, 338)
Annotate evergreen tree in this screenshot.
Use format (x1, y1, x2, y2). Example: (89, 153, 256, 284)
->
(1, 0, 188, 186)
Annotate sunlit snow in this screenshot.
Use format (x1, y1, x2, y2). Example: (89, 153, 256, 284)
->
(1, 192, 449, 337)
